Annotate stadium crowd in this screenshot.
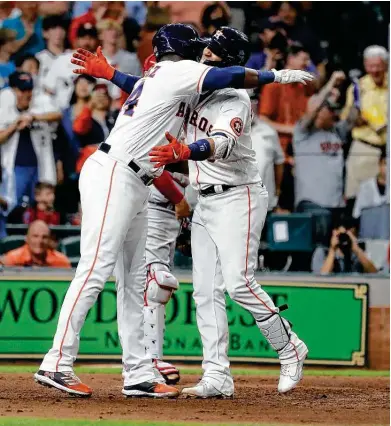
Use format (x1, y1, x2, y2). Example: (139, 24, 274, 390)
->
(0, 1, 389, 273)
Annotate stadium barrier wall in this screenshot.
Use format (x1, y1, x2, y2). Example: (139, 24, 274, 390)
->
(0, 270, 388, 369)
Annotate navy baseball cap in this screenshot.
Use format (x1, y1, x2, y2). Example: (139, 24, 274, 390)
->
(9, 71, 34, 91)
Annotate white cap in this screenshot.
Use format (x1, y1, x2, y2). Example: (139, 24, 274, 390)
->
(363, 45, 388, 61)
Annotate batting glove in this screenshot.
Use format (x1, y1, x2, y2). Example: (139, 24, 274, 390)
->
(272, 69, 315, 85)
(149, 132, 191, 168)
(71, 46, 115, 80)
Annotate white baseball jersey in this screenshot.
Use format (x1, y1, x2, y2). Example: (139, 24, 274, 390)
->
(105, 60, 210, 175)
(185, 88, 262, 190)
(43, 51, 77, 110)
(36, 49, 71, 88)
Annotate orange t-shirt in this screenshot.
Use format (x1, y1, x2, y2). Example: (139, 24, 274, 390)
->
(259, 82, 313, 153)
(3, 244, 71, 268)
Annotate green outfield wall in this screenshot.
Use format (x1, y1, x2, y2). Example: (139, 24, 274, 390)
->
(0, 278, 367, 366)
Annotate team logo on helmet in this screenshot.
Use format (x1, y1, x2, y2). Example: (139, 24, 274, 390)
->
(214, 30, 225, 40)
(230, 117, 244, 137)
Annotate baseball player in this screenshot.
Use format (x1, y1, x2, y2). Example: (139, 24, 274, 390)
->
(34, 23, 312, 398)
(150, 28, 309, 398)
(138, 54, 189, 385)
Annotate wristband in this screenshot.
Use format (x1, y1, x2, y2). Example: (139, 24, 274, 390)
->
(111, 70, 140, 94)
(188, 139, 211, 161)
(258, 71, 275, 85)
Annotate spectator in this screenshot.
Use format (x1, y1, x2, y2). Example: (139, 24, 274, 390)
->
(97, 18, 141, 102)
(72, 1, 147, 27)
(0, 167, 16, 239)
(15, 53, 42, 91)
(246, 19, 287, 71)
(0, 28, 17, 90)
(104, 1, 141, 53)
(43, 23, 99, 110)
(243, 1, 274, 39)
(2, 2, 45, 61)
(52, 74, 96, 220)
(342, 46, 388, 207)
(274, 1, 326, 83)
(293, 71, 355, 244)
(160, 1, 210, 30)
(22, 182, 60, 225)
(312, 219, 377, 274)
(353, 148, 388, 219)
(137, 4, 170, 65)
(259, 43, 313, 155)
(201, 2, 231, 36)
(72, 83, 116, 172)
(259, 43, 314, 211)
(36, 14, 69, 84)
(37, 2, 70, 17)
(0, 71, 61, 205)
(0, 2, 19, 27)
(62, 74, 96, 159)
(15, 53, 39, 75)
(251, 96, 284, 212)
(68, 1, 107, 48)
(1, 219, 71, 268)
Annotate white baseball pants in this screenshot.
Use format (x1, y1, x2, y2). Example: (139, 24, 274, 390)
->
(143, 205, 180, 360)
(191, 183, 304, 393)
(40, 150, 156, 386)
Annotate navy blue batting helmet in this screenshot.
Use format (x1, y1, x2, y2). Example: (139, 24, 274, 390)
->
(152, 23, 205, 62)
(204, 27, 250, 67)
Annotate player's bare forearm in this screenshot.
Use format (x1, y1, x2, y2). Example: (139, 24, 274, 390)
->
(33, 111, 63, 123)
(320, 249, 336, 274)
(353, 246, 378, 273)
(260, 115, 294, 135)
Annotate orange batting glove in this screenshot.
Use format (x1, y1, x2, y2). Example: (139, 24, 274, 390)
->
(149, 132, 191, 168)
(71, 46, 115, 80)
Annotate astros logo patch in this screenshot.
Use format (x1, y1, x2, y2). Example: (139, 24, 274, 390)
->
(230, 117, 243, 137)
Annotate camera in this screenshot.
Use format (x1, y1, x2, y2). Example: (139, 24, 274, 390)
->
(338, 232, 352, 251)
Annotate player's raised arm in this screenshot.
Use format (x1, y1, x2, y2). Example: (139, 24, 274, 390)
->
(201, 66, 314, 92)
(71, 46, 140, 94)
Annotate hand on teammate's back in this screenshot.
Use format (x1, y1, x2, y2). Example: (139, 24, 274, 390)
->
(71, 46, 115, 80)
(149, 132, 191, 167)
(175, 198, 191, 220)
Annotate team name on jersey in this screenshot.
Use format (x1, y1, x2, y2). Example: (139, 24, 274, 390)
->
(176, 102, 213, 136)
(320, 141, 342, 153)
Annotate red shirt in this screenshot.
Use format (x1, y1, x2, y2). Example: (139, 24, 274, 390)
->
(23, 207, 60, 226)
(68, 10, 96, 48)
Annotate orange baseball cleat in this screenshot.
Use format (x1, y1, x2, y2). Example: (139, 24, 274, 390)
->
(34, 370, 92, 397)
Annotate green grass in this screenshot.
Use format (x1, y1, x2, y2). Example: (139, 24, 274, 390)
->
(0, 365, 388, 377)
(0, 419, 301, 426)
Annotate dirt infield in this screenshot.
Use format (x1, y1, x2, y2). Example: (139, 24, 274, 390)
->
(0, 373, 389, 425)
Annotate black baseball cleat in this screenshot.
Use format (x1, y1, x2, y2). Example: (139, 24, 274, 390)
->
(34, 370, 92, 397)
(122, 381, 179, 398)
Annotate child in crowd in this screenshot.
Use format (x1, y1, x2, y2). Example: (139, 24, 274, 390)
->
(23, 182, 60, 225)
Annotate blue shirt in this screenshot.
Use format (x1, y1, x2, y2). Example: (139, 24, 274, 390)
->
(0, 62, 16, 90)
(2, 16, 45, 58)
(14, 127, 38, 167)
(246, 52, 267, 70)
